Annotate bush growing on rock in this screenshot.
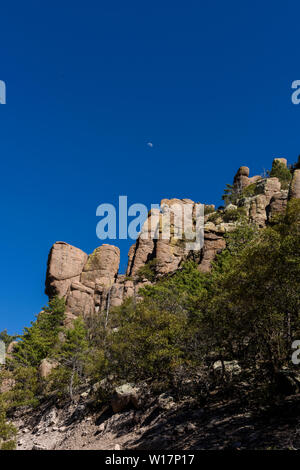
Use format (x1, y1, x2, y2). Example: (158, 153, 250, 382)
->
(222, 207, 246, 223)
(267, 160, 292, 190)
(136, 258, 158, 282)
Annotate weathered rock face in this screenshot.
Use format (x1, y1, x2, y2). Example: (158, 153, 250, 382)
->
(39, 358, 58, 379)
(45, 242, 88, 298)
(45, 199, 205, 320)
(249, 194, 269, 227)
(290, 169, 300, 199)
(126, 199, 202, 278)
(126, 213, 157, 277)
(233, 166, 250, 192)
(268, 190, 289, 219)
(274, 157, 288, 167)
(45, 242, 120, 325)
(255, 177, 281, 198)
(65, 282, 95, 318)
(233, 166, 263, 194)
(81, 245, 120, 286)
(111, 384, 140, 413)
(238, 173, 284, 227)
(213, 360, 242, 376)
(199, 230, 226, 273)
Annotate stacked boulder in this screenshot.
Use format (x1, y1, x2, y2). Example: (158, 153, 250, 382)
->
(236, 159, 291, 226)
(45, 243, 120, 326)
(233, 166, 261, 193)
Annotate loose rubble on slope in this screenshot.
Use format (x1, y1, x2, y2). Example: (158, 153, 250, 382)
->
(14, 384, 300, 450)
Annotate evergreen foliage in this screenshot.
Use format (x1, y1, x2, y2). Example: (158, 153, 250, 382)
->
(267, 160, 292, 189)
(12, 297, 65, 367)
(0, 395, 16, 450)
(222, 183, 238, 205)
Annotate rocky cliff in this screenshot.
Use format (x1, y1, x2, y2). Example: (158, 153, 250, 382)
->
(45, 158, 300, 325)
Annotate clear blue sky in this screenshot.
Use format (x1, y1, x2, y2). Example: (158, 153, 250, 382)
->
(1, 0, 300, 334)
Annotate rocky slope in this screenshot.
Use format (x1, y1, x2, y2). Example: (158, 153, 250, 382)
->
(14, 385, 300, 450)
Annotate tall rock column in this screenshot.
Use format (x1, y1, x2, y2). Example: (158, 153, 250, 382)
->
(233, 166, 250, 193)
(289, 169, 300, 199)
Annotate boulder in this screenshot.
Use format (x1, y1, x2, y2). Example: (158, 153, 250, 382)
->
(65, 287, 94, 318)
(224, 204, 237, 211)
(255, 177, 281, 198)
(6, 340, 18, 358)
(213, 360, 241, 376)
(239, 177, 283, 227)
(199, 231, 226, 273)
(109, 281, 125, 308)
(268, 191, 288, 220)
(39, 358, 59, 379)
(45, 242, 88, 297)
(205, 204, 215, 212)
(248, 175, 262, 185)
(273, 157, 287, 167)
(249, 194, 269, 227)
(81, 245, 120, 286)
(158, 393, 175, 410)
(111, 384, 140, 413)
(155, 239, 183, 275)
(233, 166, 250, 192)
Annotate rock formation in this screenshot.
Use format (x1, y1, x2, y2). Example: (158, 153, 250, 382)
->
(290, 169, 300, 199)
(45, 158, 299, 324)
(45, 242, 88, 298)
(233, 166, 261, 193)
(39, 358, 59, 379)
(45, 243, 121, 326)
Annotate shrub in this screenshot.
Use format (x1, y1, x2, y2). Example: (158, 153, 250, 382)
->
(204, 205, 215, 215)
(106, 300, 190, 384)
(11, 297, 65, 367)
(222, 184, 239, 205)
(5, 365, 40, 409)
(207, 211, 222, 224)
(136, 258, 158, 282)
(223, 207, 246, 223)
(242, 183, 257, 198)
(267, 160, 292, 189)
(50, 318, 90, 400)
(0, 330, 17, 348)
(0, 396, 16, 450)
